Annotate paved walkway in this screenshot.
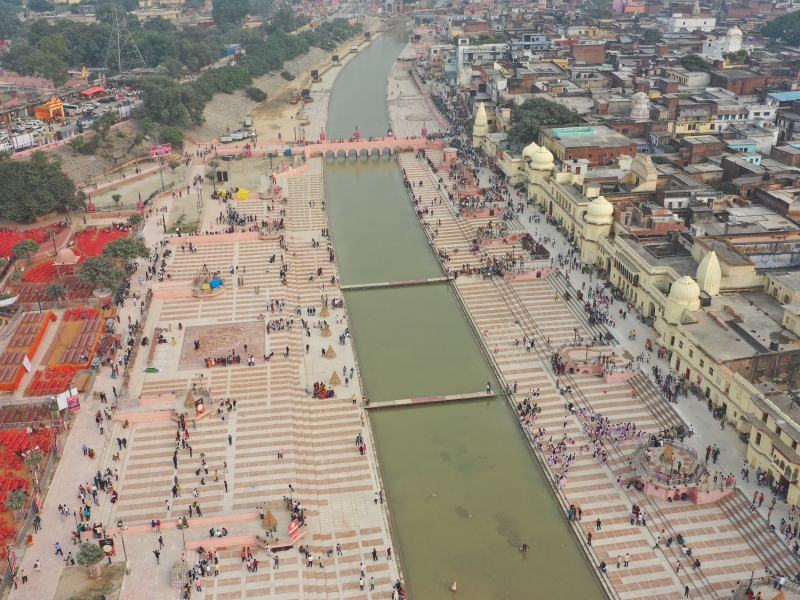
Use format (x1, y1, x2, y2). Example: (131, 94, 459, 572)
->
(386, 43, 446, 138)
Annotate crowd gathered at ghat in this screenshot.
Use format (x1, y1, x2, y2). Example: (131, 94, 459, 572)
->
(5, 8, 800, 600)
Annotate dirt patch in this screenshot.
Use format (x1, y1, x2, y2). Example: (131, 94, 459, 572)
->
(53, 562, 126, 600)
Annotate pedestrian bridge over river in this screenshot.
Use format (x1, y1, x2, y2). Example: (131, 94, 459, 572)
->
(198, 135, 446, 161)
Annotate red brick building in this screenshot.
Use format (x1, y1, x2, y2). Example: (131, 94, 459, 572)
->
(709, 70, 767, 96)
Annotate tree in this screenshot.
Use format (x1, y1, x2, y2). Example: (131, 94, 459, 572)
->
(0, 152, 82, 222)
(583, 0, 612, 19)
(93, 111, 118, 139)
(75, 542, 105, 575)
(13, 240, 40, 260)
(4, 489, 25, 511)
(44, 283, 67, 300)
(762, 10, 800, 46)
(246, 87, 266, 102)
(127, 214, 143, 227)
(21, 50, 68, 88)
(24, 450, 43, 471)
(112, 194, 122, 207)
(27, 0, 53, 12)
(280, 70, 294, 81)
(726, 49, 749, 65)
(38, 34, 70, 59)
(168, 159, 180, 172)
(642, 29, 661, 44)
(680, 54, 712, 71)
(143, 16, 176, 32)
(77, 256, 125, 290)
(160, 126, 184, 145)
(212, 0, 250, 26)
(102, 237, 150, 261)
(508, 97, 579, 147)
(4, 489, 26, 518)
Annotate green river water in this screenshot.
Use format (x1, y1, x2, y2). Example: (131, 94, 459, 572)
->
(324, 27, 604, 600)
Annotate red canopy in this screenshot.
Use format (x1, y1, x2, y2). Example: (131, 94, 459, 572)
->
(80, 86, 105, 96)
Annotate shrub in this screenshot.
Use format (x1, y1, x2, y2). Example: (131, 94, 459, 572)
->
(280, 70, 295, 81)
(245, 87, 267, 102)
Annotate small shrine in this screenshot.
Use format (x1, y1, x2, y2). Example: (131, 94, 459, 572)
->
(54, 247, 80, 280)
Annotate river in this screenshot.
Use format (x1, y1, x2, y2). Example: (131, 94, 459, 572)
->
(324, 26, 604, 600)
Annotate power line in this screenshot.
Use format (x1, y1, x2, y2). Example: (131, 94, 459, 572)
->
(104, 4, 146, 75)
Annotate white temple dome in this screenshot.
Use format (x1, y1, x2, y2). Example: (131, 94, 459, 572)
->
(727, 25, 743, 38)
(696, 250, 721, 296)
(585, 195, 614, 225)
(522, 141, 539, 160)
(669, 275, 701, 306)
(529, 144, 554, 169)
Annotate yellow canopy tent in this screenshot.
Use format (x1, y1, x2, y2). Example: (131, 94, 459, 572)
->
(236, 189, 250, 200)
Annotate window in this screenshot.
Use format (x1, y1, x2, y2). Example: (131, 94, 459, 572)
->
(776, 425, 782, 437)
(709, 367, 714, 376)
(754, 112, 761, 116)
(762, 411, 768, 423)
(689, 349, 694, 358)
(793, 440, 798, 451)
(670, 336, 675, 346)
(679, 341, 684, 349)
(756, 432, 762, 445)
(699, 359, 705, 368)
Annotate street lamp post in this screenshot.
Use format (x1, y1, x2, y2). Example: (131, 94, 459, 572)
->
(116, 519, 129, 568)
(154, 124, 165, 190)
(49, 230, 57, 256)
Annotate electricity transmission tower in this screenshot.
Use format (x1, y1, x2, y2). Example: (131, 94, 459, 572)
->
(104, 4, 146, 74)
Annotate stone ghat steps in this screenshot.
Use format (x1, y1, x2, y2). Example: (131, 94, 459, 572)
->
(455, 278, 719, 599)
(547, 270, 611, 342)
(717, 490, 800, 576)
(455, 276, 771, 598)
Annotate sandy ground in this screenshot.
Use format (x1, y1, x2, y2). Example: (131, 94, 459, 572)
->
(86, 163, 190, 210)
(53, 562, 126, 600)
(46, 122, 150, 188)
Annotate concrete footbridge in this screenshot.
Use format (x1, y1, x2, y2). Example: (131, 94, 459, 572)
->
(196, 135, 447, 161)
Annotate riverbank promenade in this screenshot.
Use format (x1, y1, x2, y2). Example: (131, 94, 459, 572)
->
(398, 151, 799, 600)
(7, 158, 401, 600)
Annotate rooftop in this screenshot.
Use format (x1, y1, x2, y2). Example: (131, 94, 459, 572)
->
(685, 291, 799, 362)
(542, 124, 634, 149)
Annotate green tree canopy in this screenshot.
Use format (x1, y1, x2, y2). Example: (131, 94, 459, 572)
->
(726, 49, 749, 64)
(27, 0, 52, 10)
(44, 283, 67, 300)
(160, 126, 184, 144)
(4, 489, 26, 512)
(245, 87, 266, 102)
(75, 542, 105, 568)
(212, 0, 251, 26)
(37, 34, 70, 59)
(77, 256, 125, 290)
(103, 237, 150, 261)
(680, 53, 713, 71)
(762, 10, 800, 46)
(508, 97, 579, 147)
(21, 50, 68, 88)
(12, 239, 40, 260)
(0, 152, 83, 223)
(642, 29, 661, 44)
(583, 0, 612, 19)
